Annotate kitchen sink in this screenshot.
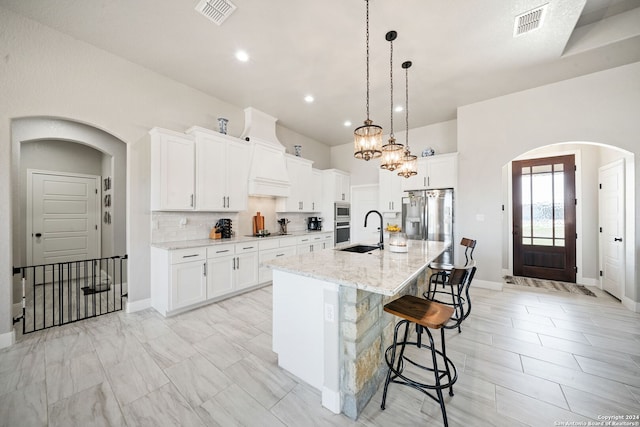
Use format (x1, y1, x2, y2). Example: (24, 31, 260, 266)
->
(339, 244, 380, 253)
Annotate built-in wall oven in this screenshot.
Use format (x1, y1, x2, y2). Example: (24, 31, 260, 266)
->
(334, 203, 351, 245)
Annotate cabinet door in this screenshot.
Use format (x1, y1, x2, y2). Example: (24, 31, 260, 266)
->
(153, 133, 195, 210)
(426, 155, 457, 189)
(311, 243, 324, 252)
(337, 173, 350, 202)
(170, 261, 206, 310)
(379, 169, 403, 213)
(235, 252, 259, 290)
(296, 244, 312, 254)
(310, 169, 323, 212)
(226, 142, 250, 211)
(196, 136, 226, 211)
(401, 158, 428, 191)
(259, 246, 296, 283)
(207, 255, 234, 298)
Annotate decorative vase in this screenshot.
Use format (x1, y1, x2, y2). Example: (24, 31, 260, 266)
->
(217, 117, 229, 135)
(294, 145, 302, 157)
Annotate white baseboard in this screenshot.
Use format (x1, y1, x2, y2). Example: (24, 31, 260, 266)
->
(126, 298, 151, 313)
(0, 330, 15, 349)
(474, 279, 503, 291)
(622, 296, 640, 313)
(322, 386, 341, 415)
(577, 277, 599, 287)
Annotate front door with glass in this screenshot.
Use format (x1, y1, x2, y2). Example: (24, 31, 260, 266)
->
(512, 155, 576, 282)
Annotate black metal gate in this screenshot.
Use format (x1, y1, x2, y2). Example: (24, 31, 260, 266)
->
(13, 255, 128, 334)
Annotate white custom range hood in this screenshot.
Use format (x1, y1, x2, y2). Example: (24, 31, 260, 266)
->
(241, 108, 291, 197)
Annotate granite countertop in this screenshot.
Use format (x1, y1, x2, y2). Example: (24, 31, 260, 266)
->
(263, 240, 448, 296)
(151, 230, 333, 250)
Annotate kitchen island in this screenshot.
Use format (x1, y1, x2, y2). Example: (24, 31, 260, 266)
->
(263, 240, 447, 419)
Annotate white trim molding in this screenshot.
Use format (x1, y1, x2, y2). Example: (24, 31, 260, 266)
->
(0, 330, 16, 349)
(126, 298, 151, 313)
(622, 296, 640, 313)
(474, 279, 503, 291)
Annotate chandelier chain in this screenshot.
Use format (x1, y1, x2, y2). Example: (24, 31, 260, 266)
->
(389, 37, 394, 137)
(365, 0, 370, 120)
(405, 65, 409, 149)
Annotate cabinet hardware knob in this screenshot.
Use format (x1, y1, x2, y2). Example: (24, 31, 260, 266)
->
(614, 237, 623, 242)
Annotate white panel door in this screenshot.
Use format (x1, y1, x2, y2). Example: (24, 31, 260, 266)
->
(29, 171, 100, 265)
(599, 160, 625, 300)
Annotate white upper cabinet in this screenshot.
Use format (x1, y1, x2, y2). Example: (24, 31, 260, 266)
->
(150, 128, 196, 211)
(188, 127, 249, 212)
(323, 169, 351, 203)
(379, 169, 403, 213)
(276, 155, 314, 212)
(310, 169, 323, 212)
(401, 153, 458, 191)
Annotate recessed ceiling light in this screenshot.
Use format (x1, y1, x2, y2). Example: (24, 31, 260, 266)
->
(395, 105, 403, 112)
(304, 95, 314, 103)
(235, 50, 249, 62)
(344, 120, 352, 127)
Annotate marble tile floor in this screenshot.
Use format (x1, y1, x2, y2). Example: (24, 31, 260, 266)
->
(1, 283, 640, 426)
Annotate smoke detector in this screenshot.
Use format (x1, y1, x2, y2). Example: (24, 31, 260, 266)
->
(514, 3, 549, 37)
(195, 0, 237, 26)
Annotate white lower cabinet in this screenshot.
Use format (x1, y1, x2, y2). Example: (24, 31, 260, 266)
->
(296, 232, 334, 254)
(206, 244, 235, 299)
(207, 243, 258, 298)
(151, 247, 207, 316)
(259, 245, 296, 283)
(152, 243, 259, 316)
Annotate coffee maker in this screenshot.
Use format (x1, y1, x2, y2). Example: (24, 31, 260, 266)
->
(307, 217, 321, 231)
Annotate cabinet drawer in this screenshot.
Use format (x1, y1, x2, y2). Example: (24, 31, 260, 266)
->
(279, 236, 297, 247)
(235, 242, 258, 254)
(258, 239, 280, 251)
(311, 234, 324, 242)
(207, 244, 235, 259)
(296, 236, 312, 245)
(170, 247, 206, 264)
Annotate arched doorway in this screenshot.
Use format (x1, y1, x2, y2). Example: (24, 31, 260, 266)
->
(10, 117, 127, 330)
(502, 142, 634, 302)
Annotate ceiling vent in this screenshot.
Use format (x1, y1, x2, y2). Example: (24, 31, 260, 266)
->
(195, 0, 237, 26)
(514, 3, 548, 37)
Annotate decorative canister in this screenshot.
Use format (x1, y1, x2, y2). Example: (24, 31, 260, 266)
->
(388, 231, 408, 253)
(217, 117, 229, 135)
(294, 145, 302, 157)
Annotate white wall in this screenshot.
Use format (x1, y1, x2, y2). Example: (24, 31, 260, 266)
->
(330, 120, 458, 185)
(457, 62, 639, 304)
(0, 7, 331, 338)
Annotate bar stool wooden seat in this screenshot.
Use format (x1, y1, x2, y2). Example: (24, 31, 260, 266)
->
(381, 295, 458, 426)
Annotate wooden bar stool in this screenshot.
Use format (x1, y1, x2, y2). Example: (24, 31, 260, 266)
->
(381, 295, 458, 427)
(424, 264, 477, 333)
(428, 238, 476, 290)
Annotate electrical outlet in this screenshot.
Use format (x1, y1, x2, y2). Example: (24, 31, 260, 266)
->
(324, 303, 335, 322)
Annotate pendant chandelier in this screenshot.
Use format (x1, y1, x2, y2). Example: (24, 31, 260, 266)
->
(354, 0, 383, 161)
(380, 30, 404, 171)
(397, 60, 418, 178)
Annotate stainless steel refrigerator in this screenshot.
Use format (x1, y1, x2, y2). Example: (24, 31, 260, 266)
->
(402, 189, 454, 264)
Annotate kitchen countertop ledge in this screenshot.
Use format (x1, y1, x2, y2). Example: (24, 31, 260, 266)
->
(151, 230, 333, 250)
(263, 240, 447, 296)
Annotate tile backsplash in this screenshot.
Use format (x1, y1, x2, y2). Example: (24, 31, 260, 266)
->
(151, 212, 239, 243)
(152, 197, 327, 243)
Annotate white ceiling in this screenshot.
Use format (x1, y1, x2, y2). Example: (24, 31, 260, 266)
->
(2, 0, 639, 146)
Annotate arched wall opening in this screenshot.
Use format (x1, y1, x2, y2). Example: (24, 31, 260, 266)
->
(501, 141, 634, 304)
(10, 117, 127, 316)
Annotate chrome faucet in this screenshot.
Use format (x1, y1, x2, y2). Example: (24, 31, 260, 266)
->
(364, 210, 384, 250)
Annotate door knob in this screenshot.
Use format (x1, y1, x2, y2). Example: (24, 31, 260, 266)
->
(35, 233, 42, 238)
(614, 237, 623, 242)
